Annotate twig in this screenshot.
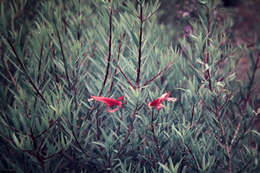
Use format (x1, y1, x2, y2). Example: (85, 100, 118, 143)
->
(4, 59, 20, 91)
(136, 2, 143, 88)
(99, 3, 113, 96)
(72, 69, 78, 110)
(143, 61, 174, 87)
(115, 104, 137, 158)
(6, 39, 47, 104)
(34, 116, 59, 139)
(143, 7, 159, 22)
(37, 41, 44, 84)
(117, 64, 136, 90)
(205, 7, 212, 91)
(190, 104, 195, 128)
(39, 39, 51, 90)
(230, 116, 242, 147)
(54, 23, 71, 89)
(242, 56, 259, 111)
(185, 144, 202, 170)
(215, 104, 232, 173)
(109, 34, 124, 93)
(151, 110, 165, 164)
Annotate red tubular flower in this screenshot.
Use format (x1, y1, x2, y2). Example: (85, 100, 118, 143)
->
(148, 92, 177, 110)
(88, 95, 126, 113)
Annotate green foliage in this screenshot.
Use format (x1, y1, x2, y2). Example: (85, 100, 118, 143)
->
(0, 0, 260, 172)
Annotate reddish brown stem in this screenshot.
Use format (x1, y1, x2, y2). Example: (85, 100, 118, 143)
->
(185, 144, 202, 170)
(40, 40, 51, 90)
(109, 34, 124, 93)
(190, 104, 195, 128)
(37, 41, 44, 84)
(115, 105, 137, 158)
(143, 61, 174, 87)
(205, 7, 213, 91)
(143, 7, 159, 22)
(100, 4, 113, 96)
(243, 56, 260, 111)
(4, 59, 19, 91)
(34, 116, 59, 139)
(55, 24, 71, 89)
(117, 65, 136, 90)
(72, 69, 78, 109)
(136, 2, 143, 88)
(51, 46, 60, 85)
(72, 129, 89, 158)
(151, 110, 165, 164)
(215, 104, 232, 173)
(6, 39, 47, 104)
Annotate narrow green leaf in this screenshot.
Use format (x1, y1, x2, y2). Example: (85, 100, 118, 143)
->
(130, 30, 139, 47)
(12, 133, 21, 148)
(92, 141, 107, 150)
(158, 162, 170, 172)
(251, 130, 260, 137)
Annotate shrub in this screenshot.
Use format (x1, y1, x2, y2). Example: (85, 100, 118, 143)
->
(0, 0, 259, 172)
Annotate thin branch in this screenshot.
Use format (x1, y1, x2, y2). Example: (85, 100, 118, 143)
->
(136, 2, 143, 88)
(143, 7, 160, 22)
(72, 68, 78, 110)
(117, 64, 136, 90)
(143, 61, 174, 87)
(205, 7, 213, 91)
(0, 120, 28, 136)
(4, 59, 20, 91)
(39, 39, 51, 90)
(190, 104, 195, 128)
(54, 23, 71, 89)
(51, 45, 60, 86)
(37, 41, 44, 84)
(215, 104, 232, 173)
(242, 56, 259, 111)
(109, 34, 124, 93)
(99, 3, 113, 96)
(71, 130, 89, 158)
(115, 104, 137, 158)
(34, 117, 59, 139)
(185, 144, 202, 169)
(43, 149, 63, 160)
(230, 116, 242, 147)
(6, 39, 47, 104)
(151, 110, 165, 164)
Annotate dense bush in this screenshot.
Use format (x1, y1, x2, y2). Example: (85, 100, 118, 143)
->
(0, 0, 259, 172)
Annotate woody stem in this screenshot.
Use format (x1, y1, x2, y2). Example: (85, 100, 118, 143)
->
(136, 2, 143, 88)
(151, 110, 165, 164)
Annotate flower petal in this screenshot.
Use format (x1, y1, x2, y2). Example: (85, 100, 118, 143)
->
(88, 95, 125, 113)
(89, 96, 122, 106)
(160, 92, 170, 99)
(116, 96, 124, 101)
(148, 98, 161, 108)
(156, 104, 166, 110)
(106, 106, 120, 113)
(167, 97, 177, 102)
(148, 92, 176, 110)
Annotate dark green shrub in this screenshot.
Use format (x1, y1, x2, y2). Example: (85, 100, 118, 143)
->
(0, 0, 259, 172)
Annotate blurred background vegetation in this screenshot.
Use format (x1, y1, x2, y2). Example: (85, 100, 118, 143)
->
(159, 0, 260, 98)
(3, 0, 260, 43)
